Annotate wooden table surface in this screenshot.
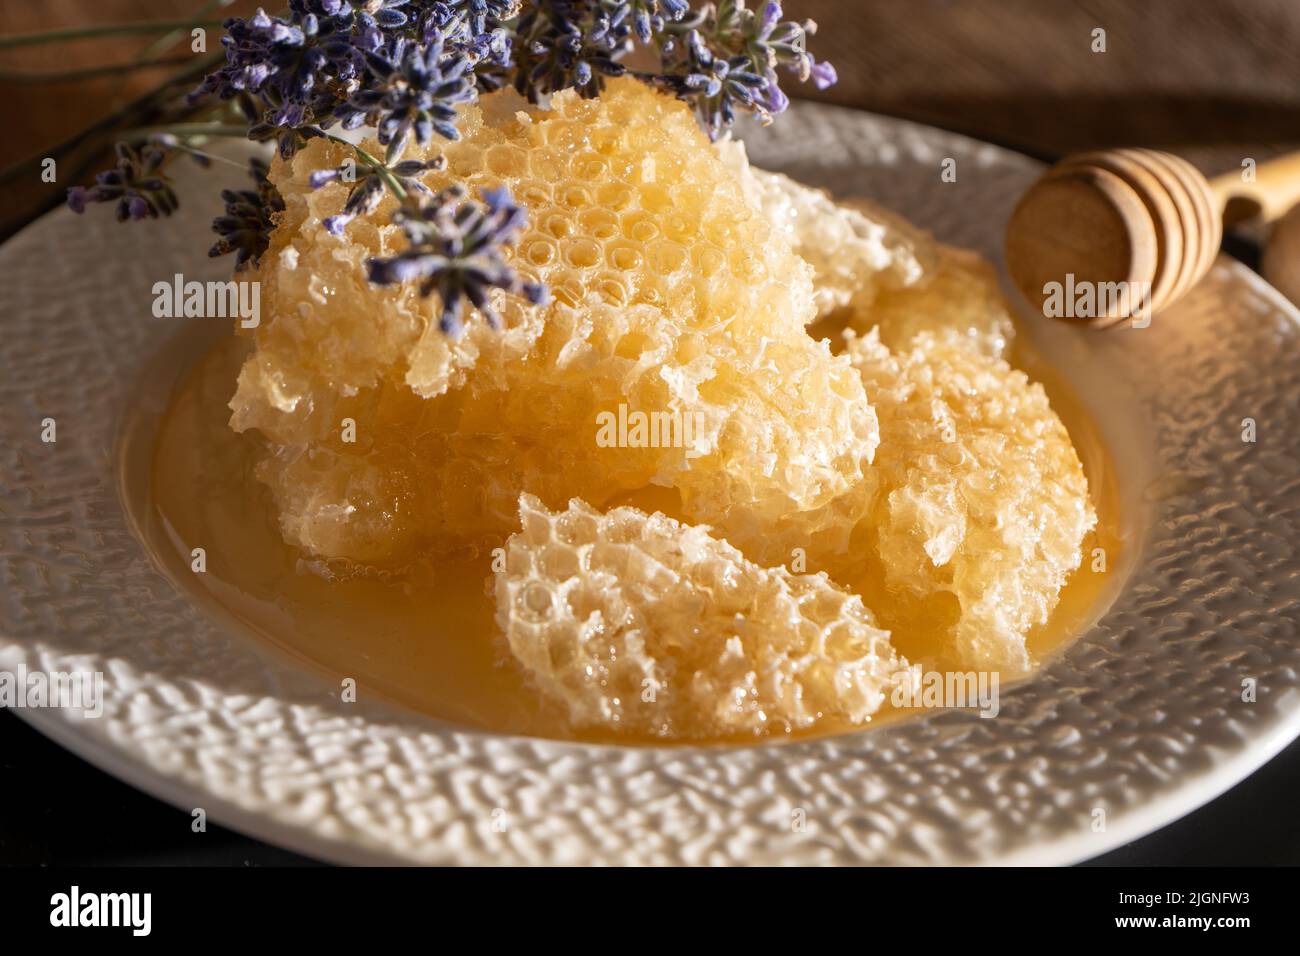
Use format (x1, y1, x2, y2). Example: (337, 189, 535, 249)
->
(4, 0, 1300, 233)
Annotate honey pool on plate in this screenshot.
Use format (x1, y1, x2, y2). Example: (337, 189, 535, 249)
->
(128, 322, 1126, 747)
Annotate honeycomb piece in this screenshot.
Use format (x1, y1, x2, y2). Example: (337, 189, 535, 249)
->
(496, 494, 910, 738)
(719, 138, 1013, 359)
(232, 78, 877, 566)
(845, 329, 1096, 673)
(845, 242, 1015, 361)
(718, 138, 929, 315)
(228, 135, 483, 446)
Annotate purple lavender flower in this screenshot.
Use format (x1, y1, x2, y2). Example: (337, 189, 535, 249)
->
(83, 0, 838, 336)
(809, 58, 836, 89)
(511, 1, 632, 103)
(356, 0, 413, 29)
(190, 5, 373, 157)
(627, 0, 691, 43)
(209, 157, 287, 269)
(503, 2, 835, 131)
(310, 154, 444, 234)
(65, 143, 179, 222)
(651, 27, 766, 138)
(453, 1, 525, 38)
(339, 35, 477, 162)
(752, 2, 837, 93)
(247, 88, 331, 159)
(650, 0, 838, 138)
(367, 185, 546, 335)
(195, 9, 320, 101)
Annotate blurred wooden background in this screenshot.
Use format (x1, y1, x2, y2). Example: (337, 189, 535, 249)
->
(4, 0, 1300, 234)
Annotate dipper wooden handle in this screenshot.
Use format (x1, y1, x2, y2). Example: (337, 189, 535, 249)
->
(1005, 148, 1300, 327)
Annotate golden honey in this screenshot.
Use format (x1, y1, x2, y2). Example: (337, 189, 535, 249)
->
(125, 318, 1125, 747)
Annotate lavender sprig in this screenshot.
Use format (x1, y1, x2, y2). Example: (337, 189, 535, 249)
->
(66, 142, 179, 221)
(66, 1, 836, 333)
(652, 27, 766, 135)
(338, 35, 477, 162)
(510, 1, 633, 103)
(505, 2, 834, 138)
(650, 0, 836, 137)
(367, 186, 547, 335)
(209, 157, 286, 269)
(191, 4, 361, 157)
(309, 152, 444, 234)
(632, 0, 694, 42)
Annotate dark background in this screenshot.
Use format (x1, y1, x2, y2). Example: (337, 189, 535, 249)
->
(2, 1, 1298, 865)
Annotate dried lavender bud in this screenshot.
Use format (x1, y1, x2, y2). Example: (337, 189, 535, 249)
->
(66, 143, 179, 222)
(209, 157, 287, 269)
(809, 58, 836, 88)
(346, 0, 413, 30)
(650, 0, 838, 139)
(247, 89, 331, 160)
(628, 0, 692, 42)
(367, 185, 547, 335)
(195, 8, 326, 102)
(651, 26, 766, 137)
(511, 1, 633, 103)
(423, 0, 525, 39)
(505, 2, 833, 138)
(309, 154, 445, 234)
(191, 4, 373, 157)
(338, 35, 477, 162)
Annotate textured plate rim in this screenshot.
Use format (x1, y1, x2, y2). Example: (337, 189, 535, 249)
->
(14, 646, 1300, 867)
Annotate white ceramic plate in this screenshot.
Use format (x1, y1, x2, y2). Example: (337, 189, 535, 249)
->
(3, 104, 1299, 866)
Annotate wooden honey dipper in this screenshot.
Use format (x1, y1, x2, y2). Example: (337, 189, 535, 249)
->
(1005, 148, 1300, 327)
